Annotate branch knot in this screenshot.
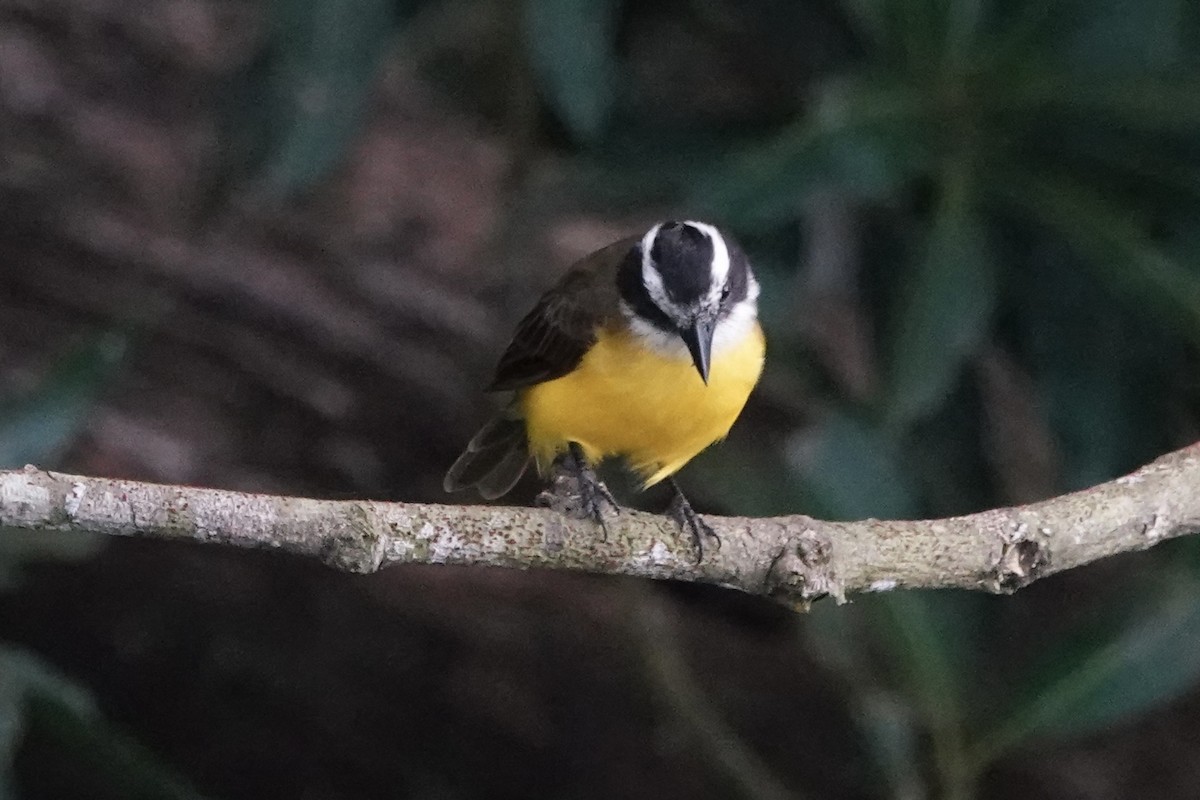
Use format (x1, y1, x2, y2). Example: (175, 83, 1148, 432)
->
(994, 537, 1047, 592)
(320, 504, 386, 574)
(765, 526, 843, 607)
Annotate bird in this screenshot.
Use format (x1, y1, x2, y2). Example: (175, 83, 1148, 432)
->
(443, 220, 765, 558)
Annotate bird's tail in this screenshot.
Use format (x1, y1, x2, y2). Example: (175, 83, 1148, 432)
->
(443, 414, 531, 500)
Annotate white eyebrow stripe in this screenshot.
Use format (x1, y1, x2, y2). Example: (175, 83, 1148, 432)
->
(639, 222, 669, 311)
(684, 220, 730, 286)
(640, 222, 662, 274)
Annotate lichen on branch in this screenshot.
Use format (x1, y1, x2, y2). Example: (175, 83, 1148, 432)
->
(2, 443, 1199, 608)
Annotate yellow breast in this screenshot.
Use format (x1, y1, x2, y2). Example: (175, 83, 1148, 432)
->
(519, 323, 765, 486)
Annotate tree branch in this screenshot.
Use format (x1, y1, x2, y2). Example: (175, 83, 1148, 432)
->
(2, 443, 1199, 607)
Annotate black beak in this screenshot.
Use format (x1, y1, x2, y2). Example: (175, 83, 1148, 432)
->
(680, 318, 714, 385)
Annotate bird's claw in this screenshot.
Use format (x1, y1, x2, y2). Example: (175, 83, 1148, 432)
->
(538, 444, 619, 537)
(667, 483, 720, 563)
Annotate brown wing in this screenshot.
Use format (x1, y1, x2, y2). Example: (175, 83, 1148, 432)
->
(487, 237, 636, 392)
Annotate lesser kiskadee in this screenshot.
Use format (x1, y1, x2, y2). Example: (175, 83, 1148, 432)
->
(444, 220, 764, 555)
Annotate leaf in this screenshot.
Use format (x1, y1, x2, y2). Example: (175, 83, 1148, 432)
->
(854, 692, 927, 800)
(682, 437, 812, 518)
(1000, 75, 1200, 137)
(0, 333, 127, 469)
(523, 0, 622, 143)
(0, 528, 105, 591)
(864, 591, 990, 797)
(23, 695, 211, 800)
(806, 599, 932, 800)
(0, 645, 210, 799)
(867, 592, 985, 723)
(1017, 111, 1200, 203)
(835, 0, 889, 50)
(1009, 232, 1174, 489)
(0, 646, 96, 719)
(885, 165, 996, 427)
(974, 573, 1200, 761)
(997, 169, 1200, 351)
(1059, 0, 1188, 74)
(0, 335, 123, 585)
(695, 78, 929, 229)
(785, 412, 919, 520)
(258, 0, 396, 193)
(836, 0, 988, 77)
(0, 645, 96, 796)
(0, 673, 20, 799)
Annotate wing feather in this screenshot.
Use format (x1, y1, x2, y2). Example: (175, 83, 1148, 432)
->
(487, 238, 635, 392)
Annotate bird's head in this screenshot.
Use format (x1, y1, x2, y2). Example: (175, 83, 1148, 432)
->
(617, 220, 759, 384)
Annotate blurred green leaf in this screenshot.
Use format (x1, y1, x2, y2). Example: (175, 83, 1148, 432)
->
(1011, 234, 1173, 488)
(806, 597, 872, 678)
(855, 692, 926, 800)
(0, 335, 122, 585)
(999, 75, 1200, 135)
(259, 0, 396, 193)
(0, 646, 96, 719)
(836, 0, 986, 78)
(523, 0, 621, 143)
(866, 591, 986, 799)
(1061, 0, 1188, 74)
(868, 592, 982, 723)
(806, 600, 931, 799)
(974, 573, 1200, 762)
(941, 0, 987, 72)
(903, 392, 993, 516)
(0, 645, 96, 797)
(836, 0, 892, 53)
(0, 529, 105, 591)
(685, 437, 810, 517)
(835, 0, 886, 45)
(22, 695, 211, 800)
(0, 333, 127, 469)
(1018, 115, 1200, 204)
(0, 645, 209, 799)
(696, 79, 929, 229)
(998, 170, 1200, 350)
(886, 165, 996, 426)
(785, 412, 919, 520)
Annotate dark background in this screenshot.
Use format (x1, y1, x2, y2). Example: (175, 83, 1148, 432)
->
(3, 0, 1200, 798)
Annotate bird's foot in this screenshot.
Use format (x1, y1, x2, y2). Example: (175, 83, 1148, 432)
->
(536, 443, 619, 536)
(667, 478, 719, 563)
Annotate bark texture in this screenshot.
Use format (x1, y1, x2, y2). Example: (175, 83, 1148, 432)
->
(3, 441, 1198, 607)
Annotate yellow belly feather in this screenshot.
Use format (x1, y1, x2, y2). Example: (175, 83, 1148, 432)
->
(519, 323, 765, 486)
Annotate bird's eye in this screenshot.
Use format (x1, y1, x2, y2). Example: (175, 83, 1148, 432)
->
(720, 284, 731, 301)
